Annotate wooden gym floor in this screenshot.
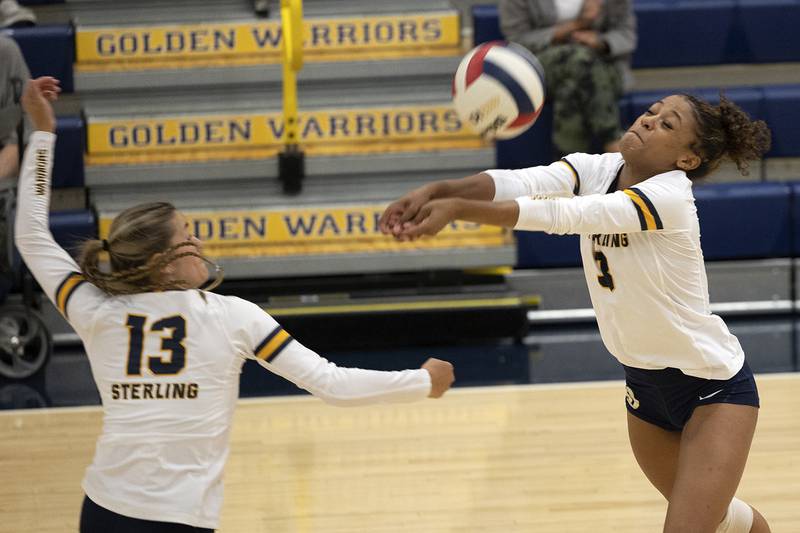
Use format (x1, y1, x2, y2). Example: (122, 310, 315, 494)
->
(2, 373, 798, 532)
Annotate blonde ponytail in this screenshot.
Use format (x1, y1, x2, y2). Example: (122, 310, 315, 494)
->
(78, 202, 222, 295)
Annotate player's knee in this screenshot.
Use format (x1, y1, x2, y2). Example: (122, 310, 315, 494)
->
(716, 498, 753, 533)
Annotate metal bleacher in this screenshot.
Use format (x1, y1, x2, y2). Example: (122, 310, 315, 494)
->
(6, 0, 534, 351)
(70, 0, 514, 279)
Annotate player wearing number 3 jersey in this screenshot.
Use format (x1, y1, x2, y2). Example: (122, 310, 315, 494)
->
(380, 94, 772, 532)
(503, 151, 743, 380)
(16, 78, 455, 532)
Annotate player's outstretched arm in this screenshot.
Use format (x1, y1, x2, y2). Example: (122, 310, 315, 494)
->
(15, 78, 107, 329)
(381, 158, 587, 241)
(400, 177, 690, 240)
(14, 77, 80, 301)
(399, 198, 520, 240)
(232, 298, 455, 404)
(263, 339, 455, 406)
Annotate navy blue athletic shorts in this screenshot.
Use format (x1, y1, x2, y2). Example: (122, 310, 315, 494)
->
(80, 496, 214, 533)
(623, 360, 760, 432)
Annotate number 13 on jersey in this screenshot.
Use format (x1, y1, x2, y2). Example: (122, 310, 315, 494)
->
(126, 314, 188, 375)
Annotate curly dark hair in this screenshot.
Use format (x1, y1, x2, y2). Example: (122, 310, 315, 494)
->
(681, 93, 772, 179)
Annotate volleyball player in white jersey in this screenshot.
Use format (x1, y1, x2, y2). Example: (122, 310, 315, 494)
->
(380, 93, 772, 532)
(16, 78, 455, 533)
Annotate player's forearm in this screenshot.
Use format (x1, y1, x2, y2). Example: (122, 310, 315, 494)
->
(428, 172, 496, 202)
(14, 131, 82, 301)
(268, 344, 432, 406)
(14, 131, 55, 243)
(309, 366, 432, 407)
(451, 198, 520, 228)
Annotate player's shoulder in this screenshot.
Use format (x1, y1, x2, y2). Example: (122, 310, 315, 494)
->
(203, 292, 276, 322)
(204, 291, 250, 305)
(564, 151, 623, 171)
(197, 291, 251, 313)
(623, 170, 696, 230)
(563, 152, 624, 194)
(636, 169, 693, 198)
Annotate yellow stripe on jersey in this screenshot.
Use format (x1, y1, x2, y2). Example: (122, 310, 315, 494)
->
(55, 272, 87, 318)
(255, 327, 292, 362)
(558, 159, 580, 195)
(623, 189, 659, 231)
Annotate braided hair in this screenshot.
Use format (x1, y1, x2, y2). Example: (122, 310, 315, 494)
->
(682, 93, 772, 179)
(79, 202, 220, 295)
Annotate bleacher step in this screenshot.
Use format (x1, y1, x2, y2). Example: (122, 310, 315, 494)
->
(75, 56, 462, 93)
(82, 78, 455, 116)
(69, 0, 453, 24)
(85, 147, 493, 187)
(207, 247, 516, 279)
(89, 171, 482, 211)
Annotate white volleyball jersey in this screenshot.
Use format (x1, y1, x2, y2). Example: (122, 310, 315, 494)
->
(488, 152, 745, 380)
(16, 132, 431, 529)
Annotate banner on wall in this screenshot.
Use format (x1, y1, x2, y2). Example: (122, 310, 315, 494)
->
(98, 204, 512, 259)
(76, 12, 461, 71)
(86, 105, 486, 165)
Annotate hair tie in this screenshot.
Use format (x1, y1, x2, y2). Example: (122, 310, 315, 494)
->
(101, 239, 110, 252)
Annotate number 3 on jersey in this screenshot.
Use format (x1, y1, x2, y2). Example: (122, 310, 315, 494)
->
(126, 314, 187, 375)
(593, 251, 615, 291)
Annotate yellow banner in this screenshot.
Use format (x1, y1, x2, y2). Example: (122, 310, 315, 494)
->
(99, 205, 512, 259)
(76, 12, 460, 70)
(86, 105, 486, 165)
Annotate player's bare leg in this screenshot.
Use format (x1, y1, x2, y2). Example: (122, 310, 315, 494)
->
(665, 403, 770, 532)
(626, 412, 681, 499)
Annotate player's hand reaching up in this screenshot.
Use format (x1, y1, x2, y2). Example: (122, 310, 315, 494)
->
(421, 358, 455, 398)
(21, 77, 60, 134)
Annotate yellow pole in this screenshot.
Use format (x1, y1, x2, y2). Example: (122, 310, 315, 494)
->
(280, 0, 303, 148)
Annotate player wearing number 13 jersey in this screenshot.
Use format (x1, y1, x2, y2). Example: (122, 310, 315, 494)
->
(380, 94, 774, 532)
(15, 78, 455, 532)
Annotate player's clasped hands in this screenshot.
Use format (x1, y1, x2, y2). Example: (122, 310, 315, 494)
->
(378, 186, 458, 241)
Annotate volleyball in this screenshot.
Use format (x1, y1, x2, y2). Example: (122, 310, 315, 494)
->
(452, 41, 546, 140)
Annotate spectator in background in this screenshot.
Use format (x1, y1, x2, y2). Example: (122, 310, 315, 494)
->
(500, 0, 636, 157)
(0, 35, 30, 283)
(0, 34, 31, 181)
(0, 0, 36, 28)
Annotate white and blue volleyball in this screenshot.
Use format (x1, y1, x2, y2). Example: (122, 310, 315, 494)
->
(452, 41, 546, 140)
